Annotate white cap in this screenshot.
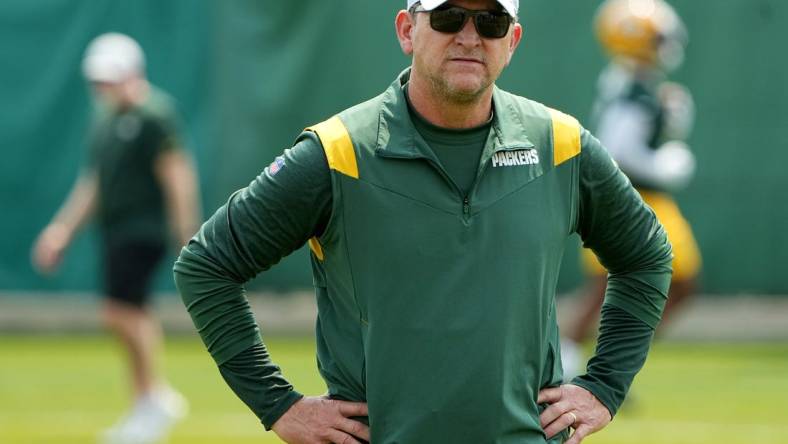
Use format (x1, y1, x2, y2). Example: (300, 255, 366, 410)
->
(406, 0, 518, 17)
(82, 33, 145, 83)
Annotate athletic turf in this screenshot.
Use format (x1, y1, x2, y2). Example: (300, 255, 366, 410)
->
(0, 336, 786, 444)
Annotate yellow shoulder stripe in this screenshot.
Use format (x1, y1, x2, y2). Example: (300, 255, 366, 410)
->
(548, 108, 582, 166)
(308, 237, 324, 261)
(306, 116, 358, 179)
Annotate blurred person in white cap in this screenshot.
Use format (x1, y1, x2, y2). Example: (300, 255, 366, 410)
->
(174, 1, 673, 443)
(32, 32, 200, 444)
(561, 0, 702, 385)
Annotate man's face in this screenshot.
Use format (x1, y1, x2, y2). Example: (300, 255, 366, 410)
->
(91, 81, 127, 109)
(399, 0, 522, 103)
(90, 77, 142, 110)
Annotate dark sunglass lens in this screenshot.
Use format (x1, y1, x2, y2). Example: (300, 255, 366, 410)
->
(475, 12, 510, 38)
(430, 7, 467, 33)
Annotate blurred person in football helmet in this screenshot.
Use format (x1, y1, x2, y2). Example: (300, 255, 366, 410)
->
(561, 0, 702, 381)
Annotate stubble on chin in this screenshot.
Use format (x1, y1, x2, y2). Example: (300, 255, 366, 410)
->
(428, 66, 491, 105)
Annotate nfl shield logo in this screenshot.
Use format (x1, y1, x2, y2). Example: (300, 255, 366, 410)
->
(268, 156, 285, 175)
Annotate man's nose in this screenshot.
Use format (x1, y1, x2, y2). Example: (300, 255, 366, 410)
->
(455, 17, 482, 46)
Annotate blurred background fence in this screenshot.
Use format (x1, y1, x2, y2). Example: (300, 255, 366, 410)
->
(2, 0, 786, 296)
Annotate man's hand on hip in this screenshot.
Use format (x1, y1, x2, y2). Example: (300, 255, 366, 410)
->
(538, 384, 612, 444)
(271, 396, 369, 444)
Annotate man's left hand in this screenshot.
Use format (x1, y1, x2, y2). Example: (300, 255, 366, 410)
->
(538, 384, 612, 444)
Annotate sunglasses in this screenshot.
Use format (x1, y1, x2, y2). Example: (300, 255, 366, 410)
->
(413, 4, 514, 39)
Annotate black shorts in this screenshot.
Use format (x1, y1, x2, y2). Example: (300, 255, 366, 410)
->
(103, 241, 166, 308)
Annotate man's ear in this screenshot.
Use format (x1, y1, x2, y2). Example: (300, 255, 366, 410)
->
(505, 23, 523, 66)
(395, 10, 415, 55)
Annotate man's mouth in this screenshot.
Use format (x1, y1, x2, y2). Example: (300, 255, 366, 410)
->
(450, 57, 485, 65)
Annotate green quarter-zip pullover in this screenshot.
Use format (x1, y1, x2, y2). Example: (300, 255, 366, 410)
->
(175, 70, 672, 443)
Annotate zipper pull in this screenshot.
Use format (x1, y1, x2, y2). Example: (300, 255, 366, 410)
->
(463, 196, 470, 216)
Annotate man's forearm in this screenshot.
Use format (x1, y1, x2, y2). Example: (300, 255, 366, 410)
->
(571, 304, 655, 417)
(173, 243, 263, 364)
(51, 171, 98, 237)
(174, 242, 303, 427)
(219, 344, 304, 429)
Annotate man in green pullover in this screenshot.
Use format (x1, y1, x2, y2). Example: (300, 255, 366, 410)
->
(174, 1, 673, 443)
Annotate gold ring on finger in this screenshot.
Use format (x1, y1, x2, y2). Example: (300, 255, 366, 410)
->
(567, 411, 578, 427)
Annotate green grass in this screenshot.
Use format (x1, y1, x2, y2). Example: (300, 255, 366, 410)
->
(1, 336, 786, 444)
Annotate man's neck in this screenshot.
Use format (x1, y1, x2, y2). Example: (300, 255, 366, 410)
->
(407, 74, 494, 130)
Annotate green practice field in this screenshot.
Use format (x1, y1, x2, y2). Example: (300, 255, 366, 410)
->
(1, 336, 786, 444)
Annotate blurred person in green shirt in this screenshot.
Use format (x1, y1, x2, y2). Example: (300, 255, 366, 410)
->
(32, 33, 201, 444)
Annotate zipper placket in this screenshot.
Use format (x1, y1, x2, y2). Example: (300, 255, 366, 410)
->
(420, 156, 472, 220)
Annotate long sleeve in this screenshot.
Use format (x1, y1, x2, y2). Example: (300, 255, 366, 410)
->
(219, 344, 302, 430)
(570, 129, 673, 416)
(173, 132, 332, 428)
(572, 305, 654, 417)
